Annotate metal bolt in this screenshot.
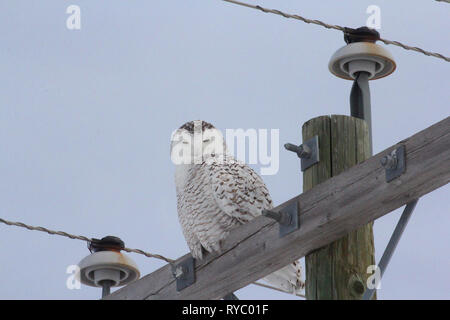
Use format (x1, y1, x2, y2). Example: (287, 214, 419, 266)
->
(381, 150, 398, 170)
(100, 280, 114, 298)
(284, 143, 311, 159)
(262, 209, 292, 226)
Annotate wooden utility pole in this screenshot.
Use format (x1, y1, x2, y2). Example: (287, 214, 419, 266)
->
(106, 116, 449, 300)
(303, 115, 376, 300)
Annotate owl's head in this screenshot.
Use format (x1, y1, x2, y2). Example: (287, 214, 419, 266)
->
(170, 120, 227, 165)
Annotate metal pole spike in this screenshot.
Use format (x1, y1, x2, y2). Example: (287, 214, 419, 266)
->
(284, 143, 311, 159)
(100, 280, 114, 298)
(262, 209, 292, 226)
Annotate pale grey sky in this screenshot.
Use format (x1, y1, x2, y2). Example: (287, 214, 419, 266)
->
(0, 0, 448, 299)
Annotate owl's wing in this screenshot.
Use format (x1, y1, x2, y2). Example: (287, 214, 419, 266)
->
(207, 157, 304, 294)
(177, 191, 204, 259)
(208, 156, 273, 223)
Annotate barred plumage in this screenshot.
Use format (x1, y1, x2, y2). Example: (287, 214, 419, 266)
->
(171, 120, 304, 294)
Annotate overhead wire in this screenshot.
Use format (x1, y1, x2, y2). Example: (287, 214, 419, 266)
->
(1, 217, 306, 297)
(221, 0, 450, 62)
(0, 217, 175, 263)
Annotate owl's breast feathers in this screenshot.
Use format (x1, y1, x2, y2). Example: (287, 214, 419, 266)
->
(176, 155, 273, 259)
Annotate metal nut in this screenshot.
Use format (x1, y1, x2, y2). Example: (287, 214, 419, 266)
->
(381, 151, 398, 170)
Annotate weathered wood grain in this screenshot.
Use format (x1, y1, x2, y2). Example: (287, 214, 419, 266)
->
(304, 115, 376, 300)
(106, 116, 450, 300)
(302, 116, 332, 300)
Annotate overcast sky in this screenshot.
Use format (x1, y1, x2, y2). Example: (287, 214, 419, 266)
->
(0, 0, 448, 300)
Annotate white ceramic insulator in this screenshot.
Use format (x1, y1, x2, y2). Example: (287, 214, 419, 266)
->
(328, 42, 396, 80)
(78, 251, 140, 287)
(94, 268, 121, 286)
(348, 59, 377, 79)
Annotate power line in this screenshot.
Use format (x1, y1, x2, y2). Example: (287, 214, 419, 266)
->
(1, 216, 307, 297)
(223, 0, 345, 31)
(221, 0, 450, 62)
(0, 217, 175, 263)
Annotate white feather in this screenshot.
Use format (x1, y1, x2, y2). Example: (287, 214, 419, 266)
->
(172, 122, 305, 294)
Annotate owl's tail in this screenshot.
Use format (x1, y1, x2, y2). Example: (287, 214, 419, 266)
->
(262, 260, 305, 296)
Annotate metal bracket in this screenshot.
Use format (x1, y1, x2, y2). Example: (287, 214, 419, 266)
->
(172, 256, 195, 291)
(362, 199, 419, 300)
(381, 145, 405, 182)
(351, 71, 373, 155)
(262, 200, 299, 237)
(284, 135, 319, 171)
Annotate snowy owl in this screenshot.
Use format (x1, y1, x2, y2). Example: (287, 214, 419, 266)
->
(170, 120, 304, 294)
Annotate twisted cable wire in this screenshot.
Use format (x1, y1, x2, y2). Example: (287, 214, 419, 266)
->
(0, 217, 175, 263)
(222, 0, 450, 62)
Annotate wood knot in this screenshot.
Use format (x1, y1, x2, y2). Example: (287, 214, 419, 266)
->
(348, 274, 365, 298)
